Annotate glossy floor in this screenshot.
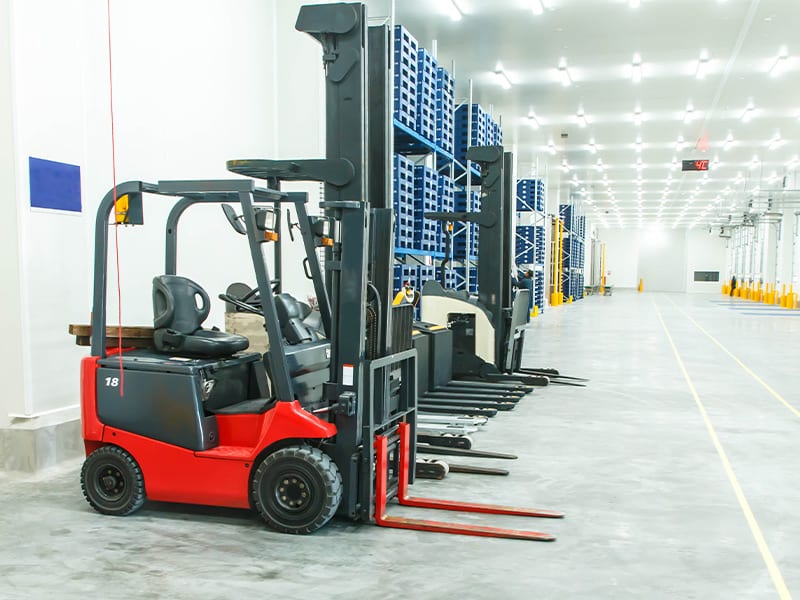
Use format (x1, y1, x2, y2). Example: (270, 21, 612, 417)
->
(1, 291, 797, 599)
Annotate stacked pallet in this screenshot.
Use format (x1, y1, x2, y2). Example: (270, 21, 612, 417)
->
(393, 154, 415, 249)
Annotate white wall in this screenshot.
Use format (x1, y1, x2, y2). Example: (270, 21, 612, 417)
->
(599, 228, 639, 288)
(597, 226, 726, 293)
(638, 228, 687, 292)
(2, 0, 331, 422)
(0, 0, 25, 425)
(686, 229, 727, 293)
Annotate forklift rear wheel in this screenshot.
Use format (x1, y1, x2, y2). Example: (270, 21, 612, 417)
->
(80, 445, 145, 516)
(251, 446, 342, 535)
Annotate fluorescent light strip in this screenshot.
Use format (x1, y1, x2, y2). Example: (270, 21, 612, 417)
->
(531, 0, 544, 15)
(631, 53, 642, 83)
(494, 68, 512, 89)
(723, 131, 734, 151)
(741, 101, 755, 122)
(577, 106, 587, 128)
(440, 0, 462, 21)
(696, 49, 710, 79)
(558, 57, 572, 86)
(769, 46, 789, 77)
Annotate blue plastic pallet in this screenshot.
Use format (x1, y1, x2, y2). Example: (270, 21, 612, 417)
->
(416, 49, 437, 142)
(393, 26, 418, 129)
(393, 264, 418, 292)
(435, 66, 454, 154)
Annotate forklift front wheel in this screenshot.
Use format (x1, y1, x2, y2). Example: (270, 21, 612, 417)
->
(80, 445, 146, 516)
(251, 446, 342, 535)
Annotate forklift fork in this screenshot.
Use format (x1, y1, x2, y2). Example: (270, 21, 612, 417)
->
(374, 423, 563, 541)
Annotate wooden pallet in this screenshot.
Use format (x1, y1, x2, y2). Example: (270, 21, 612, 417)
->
(68, 324, 154, 348)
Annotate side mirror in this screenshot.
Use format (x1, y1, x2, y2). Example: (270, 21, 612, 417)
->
(222, 204, 247, 235)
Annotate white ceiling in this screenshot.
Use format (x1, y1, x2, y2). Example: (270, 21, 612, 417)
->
(395, 0, 800, 228)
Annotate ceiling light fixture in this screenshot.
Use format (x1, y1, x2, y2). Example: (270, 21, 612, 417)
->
(588, 138, 597, 154)
(562, 158, 570, 173)
(768, 132, 782, 150)
(768, 46, 789, 77)
(684, 102, 695, 123)
(741, 100, 755, 122)
(633, 105, 642, 126)
(750, 155, 760, 169)
(723, 131, 734, 151)
(630, 0, 641, 8)
(676, 135, 685, 151)
(635, 136, 643, 152)
(558, 57, 572, 86)
(596, 158, 604, 171)
(631, 53, 642, 83)
(671, 156, 678, 170)
(547, 139, 556, 155)
(696, 49, 710, 79)
(494, 66, 512, 90)
(531, 0, 544, 15)
(527, 110, 540, 129)
(439, 0, 463, 21)
(788, 155, 800, 169)
(577, 106, 588, 128)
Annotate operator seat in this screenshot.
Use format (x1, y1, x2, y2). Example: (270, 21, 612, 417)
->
(273, 293, 323, 344)
(152, 275, 249, 358)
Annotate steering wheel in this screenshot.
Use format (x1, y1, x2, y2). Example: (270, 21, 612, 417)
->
(218, 293, 264, 316)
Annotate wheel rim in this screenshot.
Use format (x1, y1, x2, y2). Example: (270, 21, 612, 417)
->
(93, 464, 126, 502)
(258, 460, 327, 528)
(273, 471, 313, 512)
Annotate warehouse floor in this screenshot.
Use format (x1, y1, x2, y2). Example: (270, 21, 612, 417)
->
(1, 291, 797, 599)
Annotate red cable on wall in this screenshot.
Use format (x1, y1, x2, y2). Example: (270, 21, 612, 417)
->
(106, 0, 124, 395)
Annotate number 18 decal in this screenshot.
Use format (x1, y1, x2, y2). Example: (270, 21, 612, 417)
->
(105, 377, 119, 387)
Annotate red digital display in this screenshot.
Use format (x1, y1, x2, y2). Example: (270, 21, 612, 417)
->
(682, 159, 709, 172)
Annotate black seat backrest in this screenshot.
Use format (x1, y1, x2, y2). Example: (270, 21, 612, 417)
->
(153, 275, 210, 334)
(274, 293, 316, 345)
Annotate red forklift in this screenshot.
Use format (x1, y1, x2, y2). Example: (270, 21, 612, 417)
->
(76, 2, 563, 540)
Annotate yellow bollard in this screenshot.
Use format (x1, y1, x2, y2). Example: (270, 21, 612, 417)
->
(531, 305, 539, 318)
(567, 295, 574, 304)
(638, 279, 644, 293)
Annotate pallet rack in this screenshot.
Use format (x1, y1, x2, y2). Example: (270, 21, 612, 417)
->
(515, 178, 547, 312)
(557, 204, 587, 302)
(391, 26, 503, 298)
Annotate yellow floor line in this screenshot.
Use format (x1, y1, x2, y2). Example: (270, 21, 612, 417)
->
(665, 296, 800, 419)
(653, 301, 792, 600)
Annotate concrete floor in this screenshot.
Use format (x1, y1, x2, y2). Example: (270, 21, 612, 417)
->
(1, 291, 797, 599)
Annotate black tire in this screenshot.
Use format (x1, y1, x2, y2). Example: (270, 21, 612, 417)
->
(251, 446, 342, 534)
(80, 445, 145, 516)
